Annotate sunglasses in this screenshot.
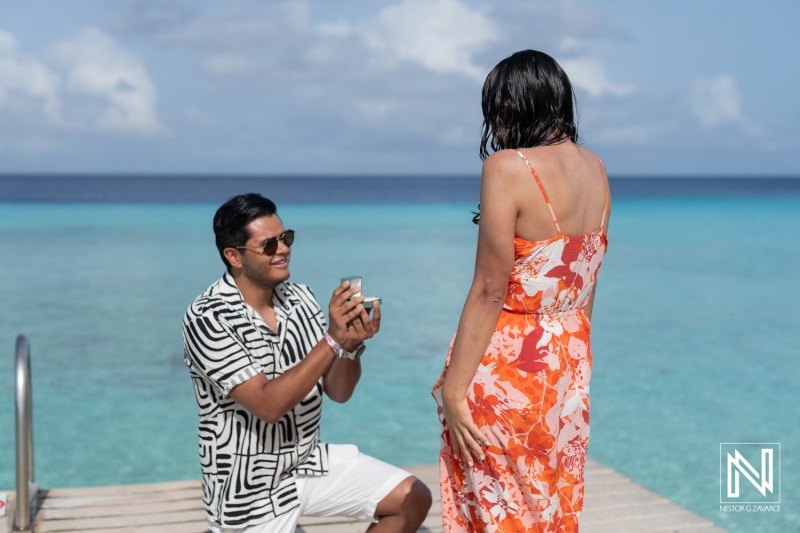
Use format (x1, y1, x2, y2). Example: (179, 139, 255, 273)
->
(236, 229, 295, 256)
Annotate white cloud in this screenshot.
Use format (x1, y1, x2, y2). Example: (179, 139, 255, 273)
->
(1, 0, 790, 173)
(109, 0, 492, 147)
(125, 5, 280, 46)
(107, 0, 639, 155)
(560, 56, 633, 97)
(361, 0, 496, 81)
(691, 74, 743, 127)
(49, 28, 166, 136)
(0, 29, 14, 52)
(0, 29, 62, 122)
(0, 26, 166, 150)
(118, 0, 498, 82)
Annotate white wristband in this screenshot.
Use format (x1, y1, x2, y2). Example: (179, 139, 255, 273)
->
(323, 331, 341, 354)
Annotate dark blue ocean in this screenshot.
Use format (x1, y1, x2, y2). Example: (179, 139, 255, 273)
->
(2, 175, 800, 203)
(1, 175, 799, 533)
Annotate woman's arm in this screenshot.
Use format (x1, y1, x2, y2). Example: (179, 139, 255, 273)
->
(441, 151, 519, 465)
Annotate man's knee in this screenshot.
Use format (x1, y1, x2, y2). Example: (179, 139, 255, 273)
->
(377, 476, 432, 519)
(398, 477, 432, 524)
(407, 478, 432, 514)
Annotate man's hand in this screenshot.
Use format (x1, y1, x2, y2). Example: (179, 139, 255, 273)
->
(342, 301, 381, 352)
(327, 281, 381, 350)
(327, 280, 366, 346)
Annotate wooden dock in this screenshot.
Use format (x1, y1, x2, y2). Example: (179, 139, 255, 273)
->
(1, 458, 728, 532)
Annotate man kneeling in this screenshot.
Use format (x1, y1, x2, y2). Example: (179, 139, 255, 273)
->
(183, 193, 431, 532)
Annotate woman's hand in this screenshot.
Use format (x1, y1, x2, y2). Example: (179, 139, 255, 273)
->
(441, 391, 487, 467)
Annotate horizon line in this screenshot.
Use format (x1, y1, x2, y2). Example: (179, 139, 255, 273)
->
(1, 173, 799, 179)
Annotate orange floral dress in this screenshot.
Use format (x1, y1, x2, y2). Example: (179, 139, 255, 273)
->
(432, 150, 609, 533)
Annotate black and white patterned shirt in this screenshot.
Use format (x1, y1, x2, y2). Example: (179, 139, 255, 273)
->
(182, 273, 329, 528)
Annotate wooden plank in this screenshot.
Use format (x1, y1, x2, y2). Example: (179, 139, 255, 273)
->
(38, 498, 204, 521)
(2, 459, 731, 533)
(40, 489, 202, 510)
(580, 462, 729, 533)
(65, 524, 210, 533)
(642, 527, 718, 533)
(34, 509, 206, 532)
(297, 512, 443, 533)
(405, 464, 439, 484)
(585, 493, 665, 510)
(40, 480, 200, 498)
(582, 512, 720, 533)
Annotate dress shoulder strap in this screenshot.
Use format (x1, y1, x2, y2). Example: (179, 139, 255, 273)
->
(514, 150, 562, 236)
(597, 156, 610, 229)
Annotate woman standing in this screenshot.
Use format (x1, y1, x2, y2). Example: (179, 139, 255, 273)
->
(432, 50, 611, 532)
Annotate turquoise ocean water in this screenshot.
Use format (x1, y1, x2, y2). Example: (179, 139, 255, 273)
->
(1, 184, 798, 533)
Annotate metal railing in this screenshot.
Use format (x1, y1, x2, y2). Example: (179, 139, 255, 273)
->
(13, 334, 38, 532)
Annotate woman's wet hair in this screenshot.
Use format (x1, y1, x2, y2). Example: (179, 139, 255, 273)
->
(479, 50, 578, 161)
(473, 50, 579, 224)
(214, 193, 278, 272)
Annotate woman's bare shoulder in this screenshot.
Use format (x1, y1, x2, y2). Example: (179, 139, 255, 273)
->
(574, 144, 598, 157)
(574, 144, 604, 168)
(480, 150, 531, 190)
(482, 149, 524, 173)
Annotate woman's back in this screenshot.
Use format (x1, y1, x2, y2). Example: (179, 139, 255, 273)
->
(498, 142, 609, 243)
(502, 144, 609, 315)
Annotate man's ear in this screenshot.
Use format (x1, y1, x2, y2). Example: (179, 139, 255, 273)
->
(223, 248, 243, 270)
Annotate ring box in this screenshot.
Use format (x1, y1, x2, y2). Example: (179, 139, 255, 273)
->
(362, 296, 381, 309)
(340, 276, 362, 298)
(341, 276, 380, 308)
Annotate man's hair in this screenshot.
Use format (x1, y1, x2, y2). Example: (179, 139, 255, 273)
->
(479, 49, 579, 161)
(213, 193, 278, 272)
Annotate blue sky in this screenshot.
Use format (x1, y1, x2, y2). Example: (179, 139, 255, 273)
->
(0, 0, 798, 175)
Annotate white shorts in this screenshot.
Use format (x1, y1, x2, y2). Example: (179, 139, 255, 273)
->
(208, 444, 413, 533)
